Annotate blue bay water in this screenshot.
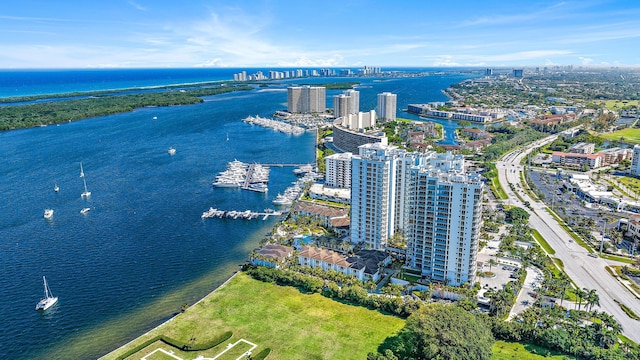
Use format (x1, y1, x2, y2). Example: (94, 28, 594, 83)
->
(0, 69, 474, 359)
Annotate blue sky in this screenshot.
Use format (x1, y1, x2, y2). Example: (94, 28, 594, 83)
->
(1, 0, 639, 68)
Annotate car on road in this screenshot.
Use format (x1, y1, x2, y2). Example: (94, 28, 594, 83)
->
(588, 253, 599, 258)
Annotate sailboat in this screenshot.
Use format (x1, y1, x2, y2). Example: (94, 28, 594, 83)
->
(81, 177, 91, 198)
(35, 276, 58, 311)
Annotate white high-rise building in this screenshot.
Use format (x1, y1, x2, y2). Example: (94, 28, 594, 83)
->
(349, 144, 483, 286)
(325, 152, 353, 189)
(350, 143, 426, 250)
(404, 163, 483, 286)
(333, 89, 359, 118)
(631, 145, 640, 176)
(287, 86, 326, 113)
(377, 92, 397, 122)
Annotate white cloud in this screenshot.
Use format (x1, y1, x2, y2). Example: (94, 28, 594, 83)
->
(578, 56, 593, 65)
(128, 1, 147, 11)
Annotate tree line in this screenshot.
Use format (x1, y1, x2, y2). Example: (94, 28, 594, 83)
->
(0, 85, 252, 131)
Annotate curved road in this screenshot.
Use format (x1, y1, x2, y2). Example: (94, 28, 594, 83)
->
(497, 134, 640, 342)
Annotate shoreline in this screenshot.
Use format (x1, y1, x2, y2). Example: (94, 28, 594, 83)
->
(99, 271, 241, 359)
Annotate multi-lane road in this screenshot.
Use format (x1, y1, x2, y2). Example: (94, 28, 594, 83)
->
(497, 134, 640, 342)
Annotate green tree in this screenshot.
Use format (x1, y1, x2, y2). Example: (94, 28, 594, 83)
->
(378, 303, 494, 360)
(505, 207, 530, 225)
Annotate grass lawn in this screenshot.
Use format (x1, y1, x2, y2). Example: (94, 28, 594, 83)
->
(617, 175, 640, 195)
(600, 127, 640, 144)
(492, 341, 576, 360)
(597, 99, 639, 111)
(531, 229, 555, 255)
(103, 272, 405, 360)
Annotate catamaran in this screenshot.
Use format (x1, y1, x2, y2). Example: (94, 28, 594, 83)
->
(35, 276, 58, 311)
(81, 177, 91, 198)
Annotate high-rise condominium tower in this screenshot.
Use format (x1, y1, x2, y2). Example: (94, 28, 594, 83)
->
(377, 92, 397, 121)
(287, 86, 326, 113)
(350, 144, 483, 286)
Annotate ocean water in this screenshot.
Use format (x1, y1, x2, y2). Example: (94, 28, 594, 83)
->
(0, 69, 474, 359)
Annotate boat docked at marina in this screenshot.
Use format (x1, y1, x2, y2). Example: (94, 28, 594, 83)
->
(35, 276, 58, 311)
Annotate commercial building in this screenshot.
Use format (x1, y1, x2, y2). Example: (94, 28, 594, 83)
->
(377, 92, 397, 122)
(287, 86, 326, 114)
(568, 142, 595, 154)
(349, 143, 483, 286)
(325, 152, 353, 189)
(552, 151, 604, 169)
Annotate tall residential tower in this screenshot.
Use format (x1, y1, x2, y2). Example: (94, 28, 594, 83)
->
(377, 92, 397, 122)
(287, 86, 326, 114)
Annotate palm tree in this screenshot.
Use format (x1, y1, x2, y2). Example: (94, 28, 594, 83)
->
(487, 258, 498, 272)
(558, 280, 571, 307)
(574, 288, 586, 311)
(585, 288, 600, 312)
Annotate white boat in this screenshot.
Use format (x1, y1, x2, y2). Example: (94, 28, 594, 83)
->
(152, 116, 158, 120)
(80, 207, 91, 214)
(272, 194, 293, 206)
(79, 162, 85, 178)
(35, 276, 58, 311)
(226, 132, 229, 142)
(168, 147, 176, 155)
(54, 183, 59, 192)
(44, 209, 54, 219)
(81, 177, 91, 197)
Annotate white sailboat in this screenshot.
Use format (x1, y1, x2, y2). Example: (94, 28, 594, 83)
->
(81, 177, 91, 198)
(35, 276, 58, 311)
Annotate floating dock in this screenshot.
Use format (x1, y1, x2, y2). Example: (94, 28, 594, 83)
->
(201, 208, 283, 220)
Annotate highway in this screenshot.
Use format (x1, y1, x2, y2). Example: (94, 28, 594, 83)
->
(497, 134, 640, 342)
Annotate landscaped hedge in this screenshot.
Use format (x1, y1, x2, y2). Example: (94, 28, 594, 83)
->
(116, 335, 163, 360)
(115, 331, 232, 359)
(161, 331, 233, 351)
(251, 347, 272, 360)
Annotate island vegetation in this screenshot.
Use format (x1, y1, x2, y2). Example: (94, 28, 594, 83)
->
(0, 84, 252, 131)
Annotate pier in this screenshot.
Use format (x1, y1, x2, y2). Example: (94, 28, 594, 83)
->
(201, 207, 284, 220)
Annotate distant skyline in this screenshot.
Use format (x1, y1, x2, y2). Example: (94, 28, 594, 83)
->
(1, 0, 639, 69)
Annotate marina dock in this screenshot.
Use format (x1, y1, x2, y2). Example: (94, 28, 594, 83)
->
(201, 208, 283, 220)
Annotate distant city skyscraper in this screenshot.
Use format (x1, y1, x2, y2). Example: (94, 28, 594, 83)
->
(485, 68, 493, 76)
(287, 86, 326, 113)
(377, 92, 397, 121)
(512, 69, 524, 78)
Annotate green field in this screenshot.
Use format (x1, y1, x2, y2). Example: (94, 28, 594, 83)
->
(600, 127, 640, 144)
(597, 99, 639, 111)
(492, 341, 576, 360)
(102, 272, 405, 360)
